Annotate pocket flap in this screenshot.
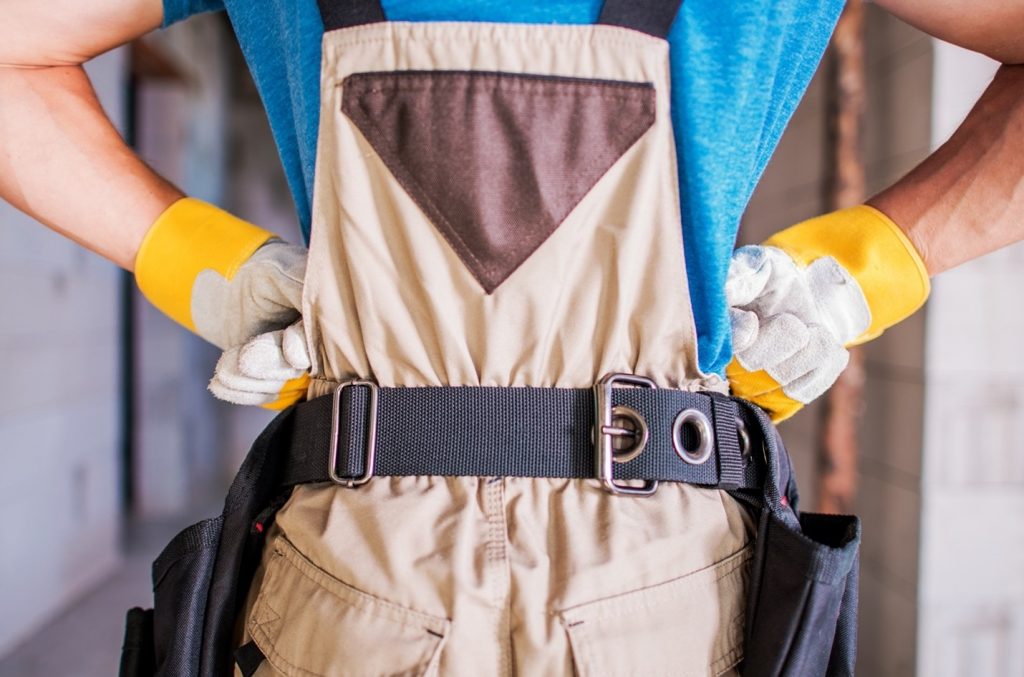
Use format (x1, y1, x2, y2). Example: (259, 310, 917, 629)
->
(562, 545, 752, 677)
(249, 536, 450, 677)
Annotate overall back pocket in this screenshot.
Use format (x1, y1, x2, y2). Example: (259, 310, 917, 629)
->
(246, 535, 450, 677)
(560, 544, 752, 677)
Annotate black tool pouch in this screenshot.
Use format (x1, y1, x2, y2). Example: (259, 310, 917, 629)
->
(119, 607, 156, 676)
(733, 404, 861, 677)
(118, 407, 301, 677)
(150, 516, 225, 675)
(742, 507, 860, 677)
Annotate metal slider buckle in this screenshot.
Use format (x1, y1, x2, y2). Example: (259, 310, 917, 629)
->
(593, 373, 659, 497)
(329, 380, 379, 487)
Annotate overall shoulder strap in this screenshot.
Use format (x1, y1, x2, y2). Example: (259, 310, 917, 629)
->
(317, 0, 385, 32)
(597, 0, 683, 39)
(318, 0, 683, 39)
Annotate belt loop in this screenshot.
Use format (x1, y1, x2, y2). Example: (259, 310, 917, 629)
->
(709, 393, 744, 491)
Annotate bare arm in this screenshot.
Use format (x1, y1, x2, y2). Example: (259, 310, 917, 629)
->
(869, 64, 1024, 275)
(868, 1, 1024, 275)
(875, 0, 1024, 65)
(0, 0, 182, 270)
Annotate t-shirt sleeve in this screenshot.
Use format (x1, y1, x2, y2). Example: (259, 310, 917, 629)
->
(162, 0, 225, 27)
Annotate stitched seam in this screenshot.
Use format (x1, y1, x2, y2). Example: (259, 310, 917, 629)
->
(340, 81, 656, 290)
(498, 480, 513, 677)
(561, 553, 749, 677)
(565, 614, 603, 677)
(341, 96, 489, 278)
(323, 24, 667, 56)
(712, 646, 744, 675)
(482, 479, 512, 675)
(249, 544, 446, 676)
(563, 545, 753, 622)
(346, 74, 654, 98)
(345, 72, 655, 100)
(358, 86, 653, 102)
(252, 619, 440, 677)
(709, 610, 747, 674)
(275, 535, 449, 628)
(249, 623, 319, 677)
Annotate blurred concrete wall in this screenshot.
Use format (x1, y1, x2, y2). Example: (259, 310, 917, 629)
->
(917, 44, 1024, 677)
(0, 51, 126, 656)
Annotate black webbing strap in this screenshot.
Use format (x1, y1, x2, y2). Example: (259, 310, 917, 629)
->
(709, 393, 745, 491)
(318, 0, 683, 38)
(597, 0, 683, 39)
(317, 0, 385, 32)
(272, 384, 762, 490)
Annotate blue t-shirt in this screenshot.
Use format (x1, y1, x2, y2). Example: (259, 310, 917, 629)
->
(163, 0, 842, 376)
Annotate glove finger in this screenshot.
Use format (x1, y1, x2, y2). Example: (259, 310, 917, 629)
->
(237, 331, 308, 382)
(213, 347, 290, 395)
(734, 313, 809, 372)
(767, 326, 848, 397)
(750, 256, 817, 322)
(281, 320, 312, 371)
(729, 307, 760, 354)
(208, 378, 281, 406)
(725, 246, 774, 307)
(782, 340, 851, 403)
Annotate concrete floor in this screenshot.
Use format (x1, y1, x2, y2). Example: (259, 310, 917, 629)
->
(0, 515, 206, 677)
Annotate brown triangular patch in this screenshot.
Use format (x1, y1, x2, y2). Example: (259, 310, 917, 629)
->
(342, 70, 655, 293)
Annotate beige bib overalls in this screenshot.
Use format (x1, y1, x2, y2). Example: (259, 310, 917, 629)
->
(241, 1, 754, 674)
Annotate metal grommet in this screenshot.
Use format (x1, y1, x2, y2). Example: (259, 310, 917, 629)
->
(608, 405, 649, 464)
(672, 408, 713, 465)
(735, 415, 751, 462)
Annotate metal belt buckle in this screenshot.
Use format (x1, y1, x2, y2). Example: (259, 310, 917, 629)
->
(329, 380, 379, 487)
(593, 373, 659, 497)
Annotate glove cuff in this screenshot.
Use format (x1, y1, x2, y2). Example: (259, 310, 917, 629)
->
(764, 205, 930, 344)
(135, 198, 275, 331)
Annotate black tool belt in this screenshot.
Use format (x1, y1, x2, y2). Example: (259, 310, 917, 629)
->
(278, 374, 764, 494)
(119, 375, 861, 677)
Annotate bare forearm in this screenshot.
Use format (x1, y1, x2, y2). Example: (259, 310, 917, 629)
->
(869, 64, 1024, 275)
(0, 0, 176, 270)
(876, 0, 1024, 65)
(0, 64, 181, 269)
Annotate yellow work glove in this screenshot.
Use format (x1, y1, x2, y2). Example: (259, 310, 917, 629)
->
(726, 205, 930, 422)
(135, 197, 310, 410)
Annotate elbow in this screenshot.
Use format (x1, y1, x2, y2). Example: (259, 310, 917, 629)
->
(0, 32, 87, 69)
(0, 54, 85, 70)
(971, 32, 1024, 66)
(988, 44, 1024, 67)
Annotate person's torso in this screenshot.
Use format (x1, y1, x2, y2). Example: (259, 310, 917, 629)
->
(304, 7, 705, 391)
(163, 0, 844, 376)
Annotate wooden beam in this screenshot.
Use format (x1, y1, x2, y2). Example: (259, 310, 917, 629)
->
(818, 0, 866, 515)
